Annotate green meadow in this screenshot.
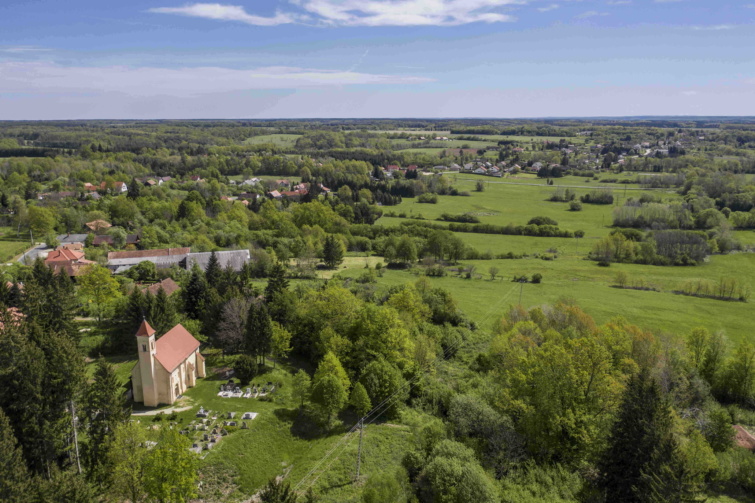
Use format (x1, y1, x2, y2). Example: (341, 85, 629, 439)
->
(243, 134, 302, 147)
(372, 176, 755, 345)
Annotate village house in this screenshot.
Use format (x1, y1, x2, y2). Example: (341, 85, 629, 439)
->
(131, 320, 205, 407)
(44, 247, 94, 277)
(139, 277, 181, 297)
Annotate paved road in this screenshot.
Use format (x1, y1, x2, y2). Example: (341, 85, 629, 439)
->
(17, 243, 47, 265)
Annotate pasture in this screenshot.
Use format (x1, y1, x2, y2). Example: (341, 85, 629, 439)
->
(243, 134, 302, 148)
(372, 176, 755, 345)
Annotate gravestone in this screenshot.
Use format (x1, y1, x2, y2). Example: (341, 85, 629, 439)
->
(241, 421, 249, 429)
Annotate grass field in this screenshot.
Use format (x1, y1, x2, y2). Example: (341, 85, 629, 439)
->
(372, 176, 755, 346)
(243, 134, 302, 148)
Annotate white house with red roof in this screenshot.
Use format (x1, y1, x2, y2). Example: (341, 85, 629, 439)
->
(131, 320, 205, 407)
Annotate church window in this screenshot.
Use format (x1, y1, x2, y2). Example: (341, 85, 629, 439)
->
(142, 344, 146, 352)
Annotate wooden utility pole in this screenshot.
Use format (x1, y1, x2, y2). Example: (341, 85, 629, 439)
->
(356, 418, 364, 481)
(70, 400, 81, 474)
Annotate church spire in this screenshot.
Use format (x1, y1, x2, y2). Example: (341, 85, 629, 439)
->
(136, 319, 156, 338)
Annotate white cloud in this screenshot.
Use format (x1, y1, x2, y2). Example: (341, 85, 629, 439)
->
(150, 0, 520, 27)
(1, 46, 51, 53)
(606, 0, 630, 5)
(0, 62, 432, 97)
(691, 24, 734, 31)
(148, 3, 297, 26)
(681, 90, 697, 96)
(575, 10, 608, 19)
(538, 4, 559, 12)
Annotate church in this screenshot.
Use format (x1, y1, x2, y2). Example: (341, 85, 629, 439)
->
(131, 319, 206, 407)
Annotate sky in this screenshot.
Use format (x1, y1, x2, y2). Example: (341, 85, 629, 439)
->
(0, 0, 754, 119)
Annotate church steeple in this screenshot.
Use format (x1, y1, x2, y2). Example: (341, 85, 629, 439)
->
(136, 318, 156, 338)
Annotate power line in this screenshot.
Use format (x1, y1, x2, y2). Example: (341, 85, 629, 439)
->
(294, 282, 519, 494)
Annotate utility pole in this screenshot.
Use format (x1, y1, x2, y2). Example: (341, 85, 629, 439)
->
(70, 400, 81, 474)
(356, 418, 364, 481)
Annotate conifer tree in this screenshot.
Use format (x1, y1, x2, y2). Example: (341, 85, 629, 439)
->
(350, 382, 372, 418)
(322, 234, 345, 269)
(204, 251, 221, 287)
(245, 303, 273, 365)
(150, 287, 177, 335)
(599, 370, 699, 503)
(127, 177, 140, 199)
(0, 407, 29, 503)
(183, 264, 209, 320)
(265, 262, 289, 303)
(83, 360, 129, 481)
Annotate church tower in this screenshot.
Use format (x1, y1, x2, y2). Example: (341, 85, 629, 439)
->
(136, 319, 158, 407)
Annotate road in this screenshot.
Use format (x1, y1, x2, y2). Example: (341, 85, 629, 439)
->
(17, 243, 47, 265)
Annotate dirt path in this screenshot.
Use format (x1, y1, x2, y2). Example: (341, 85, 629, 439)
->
(132, 405, 193, 416)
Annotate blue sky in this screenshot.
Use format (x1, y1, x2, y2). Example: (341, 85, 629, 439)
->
(0, 0, 753, 119)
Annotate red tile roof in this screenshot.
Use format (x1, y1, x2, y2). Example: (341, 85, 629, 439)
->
(136, 319, 156, 337)
(45, 248, 85, 264)
(154, 324, 201, 373)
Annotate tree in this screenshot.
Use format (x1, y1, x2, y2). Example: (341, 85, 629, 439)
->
(127, 177, 141, 199)
(0, 408, 29, 503)
(395, 236, 417, 265)
(265, 262, 289, 303)
(314, 352, 351, 394)
(349, 382, 371, 418)
(475, 180, 485, 192)
(78, 265, 121, 323)
(310, 374, 347, 428)
(322, 234, 345, 269)
(27, 205, 56, 239)
(292, 370, 312, 409)
(107, 421, 147, 503)
(127, 261, 157, 283)
(488, 266, 499, 281)
(245, 303, 273, 366)
(259, 477, 299, 503)
(233, 354, 258, 384)
(205, 251, 222, 287)
(270, 322, 292, 368)
(216, 297, 251, 354)
(724, 342, 755, 404)
(598, 370, 698, 503)
(143, 428, 199, 503)
(182, 264, 209, 320)
(151, 287, 178, 336)
(359, 359, 407, 419)
(83, 359, 129, 481)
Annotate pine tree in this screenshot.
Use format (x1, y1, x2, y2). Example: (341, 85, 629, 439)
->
(150, 287, 177, 336)
(205, 251, 221, 287)
(183, 264, 209, 320)
(598, 370, 699, 503)
(259, 477, 299, 503)
(0, 407, 29, 503)
(244, 303, 273, 366)
(83, 360, 129, 481)
(322, 234, 344, 269)
(111, 288, 149, 351)
(265, 262, 289, 303)
(127, 177, 140, 199)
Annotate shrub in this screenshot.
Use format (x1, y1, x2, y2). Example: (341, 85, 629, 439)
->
(417, 193, 438, 204)
(580, 189, 614, 205)
(527, 216, 558, 227)
(531, 273, 542, 284)
(569, 201, 582, 211)
(233, 355, 258, 384)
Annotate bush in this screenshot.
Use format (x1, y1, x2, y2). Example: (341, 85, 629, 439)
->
(569, 201, 582, 211)
(531, 273, 542, 284)
(580, 189, 614, 205)
(417, 193, 438, 204)
(439, 213, 480, 224)
(233, 355, 258, 384)
(527, 216, 558, 227)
